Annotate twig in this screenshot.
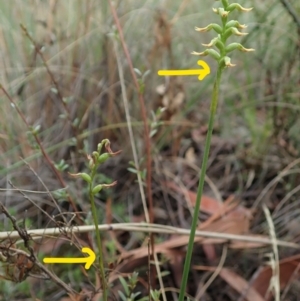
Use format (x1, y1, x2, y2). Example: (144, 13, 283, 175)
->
(20, 24, 80, 142)
(0, 222, 298, 249)
(0, 83, 82, 223)
(108, 0, 155, 286)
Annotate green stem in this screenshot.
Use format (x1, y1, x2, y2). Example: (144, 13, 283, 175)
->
(178, 65, 223, 301)
(89, 178, 108, 300)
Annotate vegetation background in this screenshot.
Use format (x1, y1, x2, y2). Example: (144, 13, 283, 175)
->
(0, 0, 299, 300)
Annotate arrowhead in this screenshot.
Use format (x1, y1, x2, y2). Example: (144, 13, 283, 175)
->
(197, 60, 210, 80)
(82, 247, 96, 269)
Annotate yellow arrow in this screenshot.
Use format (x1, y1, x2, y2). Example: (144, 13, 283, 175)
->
(158, 60, 210, 80)
(43, 247, 95, 270)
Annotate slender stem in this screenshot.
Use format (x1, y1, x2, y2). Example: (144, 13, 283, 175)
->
(178, 66, 223, 301)
(89, 170, 108, 300)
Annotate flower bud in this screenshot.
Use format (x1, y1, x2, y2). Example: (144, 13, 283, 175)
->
(89, 158, 95, 169)
(69, 172, 92, 184)
(92, 184, 103, 195)
(97, 141, 105, 153)
(92, 151, 99, 160)
(97, 152, 110, 164)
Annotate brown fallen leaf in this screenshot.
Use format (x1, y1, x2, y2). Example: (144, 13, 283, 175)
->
(193, 266, 265, 301)
(115, 198, 254, 275)
(244, 254, 300, 301)
(164, 180, 224, 214)
(219, 268, 266, 301)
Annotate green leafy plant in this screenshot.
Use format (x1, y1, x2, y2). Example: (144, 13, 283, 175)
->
(69, 139, 121, 301)
(118, 272, 156, 301)
(178, 1, 254, 300)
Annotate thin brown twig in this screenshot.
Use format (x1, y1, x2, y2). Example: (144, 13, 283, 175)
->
(20, 23, 80, 143)
(0, 83, 82, 224)
(8, 180, 57, 226)
(21, 158, 66, 223)
(108, 0, 155, 286)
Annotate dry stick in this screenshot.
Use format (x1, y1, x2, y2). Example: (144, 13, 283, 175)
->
(8, 181, 57, 226)
(21, 158, 67, 223)
(108, 0, 155, 287)
(19, 24, 89, 224)
(0, 84, 81, 222)
(0, 223, 298, 249)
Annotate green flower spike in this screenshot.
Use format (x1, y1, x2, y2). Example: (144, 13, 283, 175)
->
(179, 2, 254, 301)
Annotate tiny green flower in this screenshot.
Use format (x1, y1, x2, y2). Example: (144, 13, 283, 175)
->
(224, 27, 248, 40)
(227, 3, 253, 12)
(212, 7, 229, 17)
(223, 56, 236, 67)
(191, 49, 221, 61)
(202, 37, 218, 47)
(225, 20, 247, 30)
(202, 37, 225, 52)
(225, 42, 255, 53)
(195, 23, 222, 34)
